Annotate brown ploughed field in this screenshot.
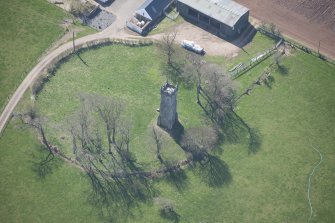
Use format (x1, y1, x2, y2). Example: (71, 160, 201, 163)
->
(235, 0, 335, 59)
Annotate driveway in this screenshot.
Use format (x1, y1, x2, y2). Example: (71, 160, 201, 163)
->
(102, 0, 147, 35)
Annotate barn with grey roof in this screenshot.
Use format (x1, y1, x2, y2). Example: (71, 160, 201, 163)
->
(177, 0, 249, 39)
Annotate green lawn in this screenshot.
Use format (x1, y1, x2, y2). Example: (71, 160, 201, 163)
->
(206, 31, 277, 93)
(0, 0, 95, 111)
(149, 16, 184, 35)
(0, 122, 102, 223)
(1, 38, 334, 222)
(34, 45, 201, 170)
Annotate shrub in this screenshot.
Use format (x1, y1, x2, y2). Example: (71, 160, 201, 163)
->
(155, 198, 180, 222)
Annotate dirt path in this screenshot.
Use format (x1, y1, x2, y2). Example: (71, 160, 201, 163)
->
(235, 0, 335, 59)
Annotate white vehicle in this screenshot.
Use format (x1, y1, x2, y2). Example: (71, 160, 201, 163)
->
(181, 40, 205, 55)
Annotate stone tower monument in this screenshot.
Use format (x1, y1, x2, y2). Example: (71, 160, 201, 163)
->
(157, 82, 178, 130)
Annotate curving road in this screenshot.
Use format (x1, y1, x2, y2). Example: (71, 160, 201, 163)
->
(0, 0, 147, 134)
(0, 33, 109, 133)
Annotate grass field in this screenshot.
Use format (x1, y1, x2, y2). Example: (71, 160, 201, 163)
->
(149, 16, 185, 35)
(34, 45, 201, 170)
(0, 122, 103, 223)
(148, 51, 335, 223)
(1, 33, 334, 222)
(206, 32, 278, 95)
(0, 0, 95, 111)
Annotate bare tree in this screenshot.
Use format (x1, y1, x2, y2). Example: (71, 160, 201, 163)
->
(161, 31, 190, 84)
(69, 98, 154, 219)
(162, 31, 177, 66)
(202, 63, 236, 114)
(185, 53, 206, 103)
(22, 105, 52, 157)
(95, 96, 125, 154)
(18, 104, 55, 175)
(20, 97, 154, 218)
(69, 94, 134, 171)
(118, 119, 132, 154)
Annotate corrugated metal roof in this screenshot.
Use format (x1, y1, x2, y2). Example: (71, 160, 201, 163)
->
(178, 0, 249, 27)
(136, 0, 173, 21)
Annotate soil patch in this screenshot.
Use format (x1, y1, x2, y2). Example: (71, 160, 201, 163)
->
(235, 0, 335, 59)
(273, 0, 335, 32)
(151, 22, 242, 57)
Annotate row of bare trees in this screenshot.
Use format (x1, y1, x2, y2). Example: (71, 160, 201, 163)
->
(69, 95, 134, 174)
(68, 95, 156, 220)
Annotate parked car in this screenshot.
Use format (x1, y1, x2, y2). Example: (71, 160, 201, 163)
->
(181, 40, 205, 55)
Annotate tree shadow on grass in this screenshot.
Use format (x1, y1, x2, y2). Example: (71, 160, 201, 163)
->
(231, 110, 262, 154)
(196, 91, 244, 145)
(30, 145, 62, 180)
(155, 197, 181, 223)
(197, 154, 232, 187)
(264, 75, 275, 89)
(76, 53, 89, 67)
(84, 152, 158, 222)
(278, 65, 289, 76)
(164, 167, 188, 192)
(248, 128, 262, 154)
(87, 172, 157, 222)
(160, 207, 181, 223)
(161, 62, 182, 84)
(168, 120, 185, 144)
(198, 98, 245, 145)
(219, 111, 247, 145)
(161, 61, 195, 89)
(198, 93, 262, 154)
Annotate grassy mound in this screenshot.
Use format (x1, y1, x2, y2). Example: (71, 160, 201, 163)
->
(35, 45, 206, 170)
(1, 36, 334, 222)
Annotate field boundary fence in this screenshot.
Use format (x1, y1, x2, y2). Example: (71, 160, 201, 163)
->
(229, 43, 279, 79)
(258, 28, 335, 65)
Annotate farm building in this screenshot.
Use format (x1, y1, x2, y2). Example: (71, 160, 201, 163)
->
(127, 0, 174, 35)
(177, 0, 249, 39)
